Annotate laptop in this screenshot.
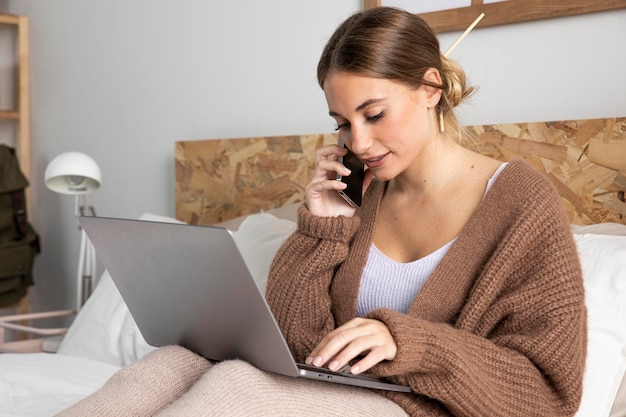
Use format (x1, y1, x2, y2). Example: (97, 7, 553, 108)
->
(79, 216, 410, 393)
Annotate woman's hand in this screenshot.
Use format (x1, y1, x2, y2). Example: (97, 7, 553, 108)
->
(305, 318, 397, 375)
(305, 144, 372, 217)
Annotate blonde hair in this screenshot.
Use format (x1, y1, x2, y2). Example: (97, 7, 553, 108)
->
(317, 7, 475, 139)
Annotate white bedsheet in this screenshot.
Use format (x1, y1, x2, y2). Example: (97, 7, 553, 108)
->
(0, 353, 119, 417)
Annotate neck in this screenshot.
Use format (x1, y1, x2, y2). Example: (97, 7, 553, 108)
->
(388, 135, 469, 200)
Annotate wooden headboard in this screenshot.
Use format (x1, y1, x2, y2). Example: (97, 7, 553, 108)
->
(175, 117, 626, 226)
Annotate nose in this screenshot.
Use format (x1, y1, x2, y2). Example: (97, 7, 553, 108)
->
(348, 124, 372, 156)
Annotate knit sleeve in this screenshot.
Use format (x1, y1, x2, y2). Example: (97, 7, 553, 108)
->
(365, 168, 586, 417)
(265, 204, 361, 363)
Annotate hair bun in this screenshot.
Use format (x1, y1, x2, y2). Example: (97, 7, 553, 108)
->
(440, 55, 475, 111)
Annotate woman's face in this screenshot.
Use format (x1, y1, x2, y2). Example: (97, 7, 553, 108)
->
(323, 71, 441, 182)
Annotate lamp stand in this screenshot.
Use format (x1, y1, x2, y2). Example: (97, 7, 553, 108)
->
(75, 195, 97, 310)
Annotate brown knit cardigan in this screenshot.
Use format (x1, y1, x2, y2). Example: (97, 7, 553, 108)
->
(266, 159, 586, 417)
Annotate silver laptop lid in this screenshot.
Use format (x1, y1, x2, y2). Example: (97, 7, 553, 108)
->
(79, 216, 300, 377)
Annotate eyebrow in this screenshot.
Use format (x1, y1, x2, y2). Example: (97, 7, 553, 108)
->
(328, 98, 385, 117)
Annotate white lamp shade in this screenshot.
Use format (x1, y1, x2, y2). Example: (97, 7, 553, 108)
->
(45, 152, 102, 195)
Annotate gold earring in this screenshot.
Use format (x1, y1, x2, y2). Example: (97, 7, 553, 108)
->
(439, 111, 445, 133)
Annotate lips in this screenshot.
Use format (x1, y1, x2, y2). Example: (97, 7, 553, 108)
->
(363, 152, 389, 169)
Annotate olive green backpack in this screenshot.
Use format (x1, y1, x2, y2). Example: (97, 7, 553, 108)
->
(0, 144, 40, 306)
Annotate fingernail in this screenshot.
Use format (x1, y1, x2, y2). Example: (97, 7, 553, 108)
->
(305, 356, 312, 365)
(313, 356, 323, 366)
(329, 361, 339, 371)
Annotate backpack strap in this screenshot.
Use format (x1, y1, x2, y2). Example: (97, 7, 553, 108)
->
(11, 189, 28, 238)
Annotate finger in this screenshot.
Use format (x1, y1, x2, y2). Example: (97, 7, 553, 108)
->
(315, 158, 351, 180)
(306, 145, 357, 217)
(306, 319, 364, 366)
(307, 320, 397, 374)
(305, 178, 347, 199)
(307, 319, 383, 368)
(348, 344, 396, 375)
(315, 144, 346, 164)
(326, 327, 396, 374)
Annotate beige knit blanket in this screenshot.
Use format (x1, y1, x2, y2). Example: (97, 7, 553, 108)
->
(57, 346, 407, 417)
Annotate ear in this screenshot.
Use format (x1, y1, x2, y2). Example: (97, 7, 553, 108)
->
(422, 68, 444, 107)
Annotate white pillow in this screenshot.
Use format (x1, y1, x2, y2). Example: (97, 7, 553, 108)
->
(611, 350, 626, 417)
(56, 270, 157, 366)
(233, 212, 296, 293)
(215, 203, 300, 231)
(573, 232, 626, 417)
(57, 213, 184, 366)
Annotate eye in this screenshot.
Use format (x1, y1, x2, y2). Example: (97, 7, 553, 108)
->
(367, 111, 385, 122)
(334, 121, 350, 131)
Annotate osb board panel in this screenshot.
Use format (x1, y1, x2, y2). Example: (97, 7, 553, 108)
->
(175, 133, 337, 225)
(462, 117, 626, 225)
(176, 117, 626, 226)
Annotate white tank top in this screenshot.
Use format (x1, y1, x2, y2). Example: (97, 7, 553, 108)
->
(356, 163, 507, 316)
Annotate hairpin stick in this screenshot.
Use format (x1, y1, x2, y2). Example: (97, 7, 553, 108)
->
(444, 13, 485, 57)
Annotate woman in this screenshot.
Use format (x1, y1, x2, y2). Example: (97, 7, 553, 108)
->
(266, 6, 586, 416)
(59, 7, 585, 417)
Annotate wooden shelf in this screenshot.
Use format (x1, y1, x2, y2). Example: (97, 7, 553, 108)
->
(0, 13, 30, 316)
(0, 110, 20, 120)
(0, 13, 29, 179)
(0, 13, 20, 26)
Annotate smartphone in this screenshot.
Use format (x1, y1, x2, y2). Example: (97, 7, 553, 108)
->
(336, 140, 365, 208)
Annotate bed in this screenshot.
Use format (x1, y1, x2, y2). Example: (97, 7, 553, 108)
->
(1, 117, 625, 417)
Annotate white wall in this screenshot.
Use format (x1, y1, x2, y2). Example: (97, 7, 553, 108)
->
(445, 10, 626, 126)
(4, 0, 626, 312)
